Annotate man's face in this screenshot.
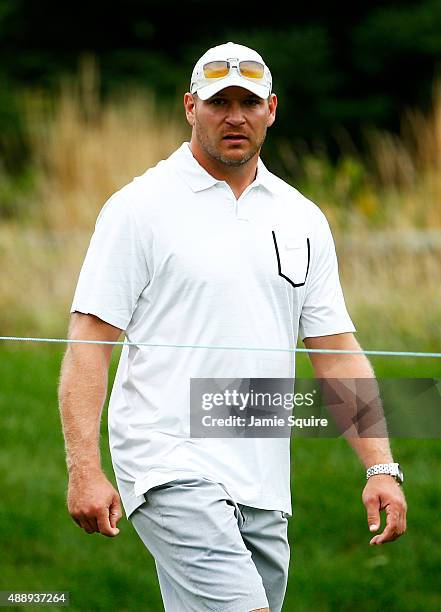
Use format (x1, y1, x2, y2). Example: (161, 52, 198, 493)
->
(185, 86, 277, 167)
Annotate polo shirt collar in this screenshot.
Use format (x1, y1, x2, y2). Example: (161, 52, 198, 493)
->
(170, 142, 277, 194)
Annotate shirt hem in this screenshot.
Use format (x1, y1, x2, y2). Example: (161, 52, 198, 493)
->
(300, 323, 356, 341)
(124, 468, 293, 518)
(70, 304, 128, 331)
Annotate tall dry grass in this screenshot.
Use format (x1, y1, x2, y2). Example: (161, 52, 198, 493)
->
(279, 83, 441, 233)
(0, 58, 189, 335)
(0, 60, 439, 352)
(22, 57, 189, 231)
(277, 83, 441, 352)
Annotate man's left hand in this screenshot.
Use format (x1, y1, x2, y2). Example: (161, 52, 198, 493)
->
(362, 475, 407, 545)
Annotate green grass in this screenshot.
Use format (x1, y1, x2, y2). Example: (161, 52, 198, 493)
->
(0, 343, 440, 611)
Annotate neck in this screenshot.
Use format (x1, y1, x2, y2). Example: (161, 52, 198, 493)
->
(189, 138, 258, 200)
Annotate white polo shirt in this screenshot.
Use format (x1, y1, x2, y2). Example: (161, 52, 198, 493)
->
(70, 142, 356, 519)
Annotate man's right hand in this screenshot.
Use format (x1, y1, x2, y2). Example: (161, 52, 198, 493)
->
(67, 470, 122, 537)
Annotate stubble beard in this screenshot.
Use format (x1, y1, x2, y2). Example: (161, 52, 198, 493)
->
(194, 120, 267, 167)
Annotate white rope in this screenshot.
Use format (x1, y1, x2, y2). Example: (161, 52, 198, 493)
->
(0, 336, 440, 358)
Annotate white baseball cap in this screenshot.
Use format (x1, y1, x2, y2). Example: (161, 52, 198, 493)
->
(190, 41, 272, 101)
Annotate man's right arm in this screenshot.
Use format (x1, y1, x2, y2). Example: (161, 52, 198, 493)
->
(58, 312, 123, 537)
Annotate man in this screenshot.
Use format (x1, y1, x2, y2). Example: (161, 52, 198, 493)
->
(59, 42, 407, 612)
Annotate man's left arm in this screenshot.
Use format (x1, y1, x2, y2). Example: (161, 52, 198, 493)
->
(304, 332, 407, 546)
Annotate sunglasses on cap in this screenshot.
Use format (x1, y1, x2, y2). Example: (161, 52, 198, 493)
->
(203, 59, 265, 81)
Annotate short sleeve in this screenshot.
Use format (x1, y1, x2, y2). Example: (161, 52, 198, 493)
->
(70, 189, 150, 331)
(299, 212, 356, 340)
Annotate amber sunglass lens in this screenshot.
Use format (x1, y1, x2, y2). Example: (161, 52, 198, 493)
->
(239, 61, 264, 79)
(203, 61, 229, 78)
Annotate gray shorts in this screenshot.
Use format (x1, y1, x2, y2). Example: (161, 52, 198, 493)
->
(130, 476, 290, 612)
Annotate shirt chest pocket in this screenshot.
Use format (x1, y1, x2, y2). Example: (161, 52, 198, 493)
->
(272, 231, 310, 288)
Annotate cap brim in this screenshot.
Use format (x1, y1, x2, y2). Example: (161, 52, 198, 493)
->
(195, 75, 270, 100)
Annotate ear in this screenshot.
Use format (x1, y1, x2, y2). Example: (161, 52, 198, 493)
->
(184, 92, 196, 126)
(267, 93, 278, 128)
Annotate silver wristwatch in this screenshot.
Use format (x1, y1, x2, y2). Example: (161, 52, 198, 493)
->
(366, 462, 404, 485)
